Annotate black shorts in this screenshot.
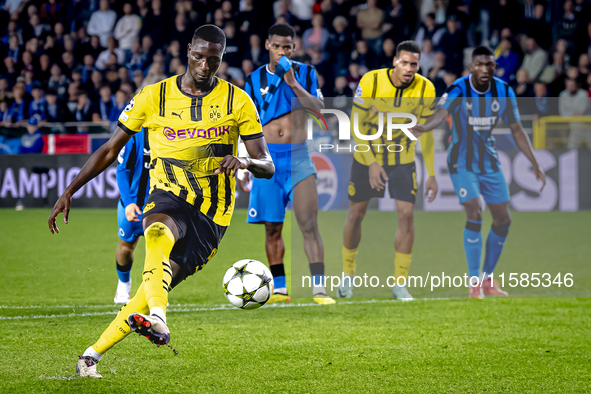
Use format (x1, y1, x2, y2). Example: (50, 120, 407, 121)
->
(143, 189, 227, 287)
(348, 160, 417, 204)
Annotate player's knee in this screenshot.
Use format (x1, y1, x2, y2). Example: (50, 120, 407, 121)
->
(145, 222, 174, 243)
(494, 216, 511, 229)
(264, 223, 283, 242)
(299, 217, 319, 238)
(463, 200, 482, 221)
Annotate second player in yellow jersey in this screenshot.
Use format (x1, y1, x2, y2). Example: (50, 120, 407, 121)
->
(338, 40, 439, 300)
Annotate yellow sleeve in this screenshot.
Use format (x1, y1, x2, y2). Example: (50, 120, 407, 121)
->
(351, 74, 377, 165)
(117, 86, 153, 134)
(236, 88, 264, 140)
(420, 80, 436, 177)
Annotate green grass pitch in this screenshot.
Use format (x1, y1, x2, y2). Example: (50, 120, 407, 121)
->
(0, 208, 590, 393)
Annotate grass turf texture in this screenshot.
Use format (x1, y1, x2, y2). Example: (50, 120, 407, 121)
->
(0, 209, 590, 392)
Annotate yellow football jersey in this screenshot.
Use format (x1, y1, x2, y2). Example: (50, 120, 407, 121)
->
(352, 68, 436, 175)
(118, 75, 263, 226)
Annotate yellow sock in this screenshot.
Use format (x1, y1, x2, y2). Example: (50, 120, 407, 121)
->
(92, 283, 150, 354)
(394, 252, 412, 281)
(342, 246, 358, 276)
(143, 222, 174, 314)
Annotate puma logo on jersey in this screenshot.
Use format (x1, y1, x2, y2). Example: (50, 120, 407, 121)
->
(143, 268, 156, 275)
(260, 86, 269, 96)
(172, 111, 183, 120)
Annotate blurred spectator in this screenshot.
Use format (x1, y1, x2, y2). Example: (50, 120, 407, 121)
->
(109, 89, 128, 132)
(139, 0, 166, 49)
(38, 54, 52, 82)
(6, 80, 28, 124)
(19, 115, 44, 154)
(136, 0, 150, 19)
(383, 0, 410, 45)
(559, 78, 591, 149)
(495, 37, 520, 84)
(520, 36, 547, 83)
(244, 34, 269, 68)
(346, 63, 362, 91)
(237, 0, 260, 36)
(170, 11, 194, 47)
(114, 2, 142, 50)
(223, 22, 242, 68)
(428, 51, 448, 96)
(357, 0, 384, 55)
(303, 14, 330, 63)
(92, 85, 115, 122)
(553, 0, 583, 53)
(436, 16, 465, 76)
(515, 69, 534, 98)
(6, 35, 21, 64)
(415, 12, 445, 49)
(48, 64, 69, 99)
(29, 14, 51, 38)
(577, 54, 589, 86)
(3, 57, 18, 87)
(61, 51, 77, 78)
(132, 70, 144, 93)
(333, 75, 353, 97)
(351, 40, 375, 71)
(419, 39, 435, 76)
(73, 89, 94, 122)
(66, 82, 80, 114)
(87, 0, 117, 47)
(533, 82, 556, 117)
(524, 3, 552, 50)
(80, 35, 104, 60)
(45, 88, 70, 122)
(28, 82, 47, 120)
(126, 40, 144, 71)
(377, 38, 396, 69)
(0, 99, 10, 123)
(96, 37, 125, 70)
(140, 63, 166, 88)
(327, 16, 352, 76)
(0, 79, 10, 102)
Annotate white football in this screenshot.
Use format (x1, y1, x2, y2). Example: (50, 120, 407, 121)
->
(223, 259, 274, 309)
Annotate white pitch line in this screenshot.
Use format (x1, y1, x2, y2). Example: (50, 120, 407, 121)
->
(0, 299, 449, 321)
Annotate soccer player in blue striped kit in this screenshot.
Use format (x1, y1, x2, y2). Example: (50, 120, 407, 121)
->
(411, 47, 546, 298)
(243, 24, 334, 304)
(113, 128, 150, 303)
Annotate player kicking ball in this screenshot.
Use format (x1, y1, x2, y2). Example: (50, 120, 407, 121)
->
(242, 24, 334, 304)
(113, 128, 150, 304)
(48, 25, 274, 377)
(338, 41, 438, 300)
(410, 46, 545, 299)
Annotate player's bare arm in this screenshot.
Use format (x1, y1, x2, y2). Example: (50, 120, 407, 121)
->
(48, 128, 132, 234)
(283, 67, 324, 112)
(216, 137, 274, 179)
(410, 107, 449, 137)
(509, 122, 546, 191)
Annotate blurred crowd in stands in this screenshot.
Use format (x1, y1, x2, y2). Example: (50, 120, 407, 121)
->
(1, 0, 591, 149)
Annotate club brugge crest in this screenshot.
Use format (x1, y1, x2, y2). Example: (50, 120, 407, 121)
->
(311, 153, 338, 211)
(208, 105, 223, 122)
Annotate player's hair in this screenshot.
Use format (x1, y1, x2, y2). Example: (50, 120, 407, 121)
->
(268, 24, 295, 39)
(396, 40, 420, 57)
(192, 24, 226, 51)
(472, 46, 494, 60)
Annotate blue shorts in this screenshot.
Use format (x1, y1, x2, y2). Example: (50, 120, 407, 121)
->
(450, 170, 509, 205)
(117, 200, 144, 242)
(247, 142, 317, 223)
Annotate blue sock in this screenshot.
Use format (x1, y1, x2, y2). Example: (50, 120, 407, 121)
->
(463, 221, 482, 280)
(116, 261, 132, 283)
(483, 226, 509, 278)
(269, 264, 287, 294)
(312, 275, 325, 287)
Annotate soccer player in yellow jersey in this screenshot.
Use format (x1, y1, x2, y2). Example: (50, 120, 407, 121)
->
(47, 25, 275, 378)
(338, 41, 438, 300)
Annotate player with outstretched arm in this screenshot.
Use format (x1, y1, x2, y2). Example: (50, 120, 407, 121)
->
(410, 46, 545, 298)
(47, 25, 274, 377)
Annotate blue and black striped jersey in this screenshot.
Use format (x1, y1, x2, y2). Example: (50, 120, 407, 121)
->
(439, 75, 520, 174)
(117, 129, 151, 209)
(244, 61, 321, 126)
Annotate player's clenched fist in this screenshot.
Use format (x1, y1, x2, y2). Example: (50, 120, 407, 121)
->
(215, 155, 249, 177)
